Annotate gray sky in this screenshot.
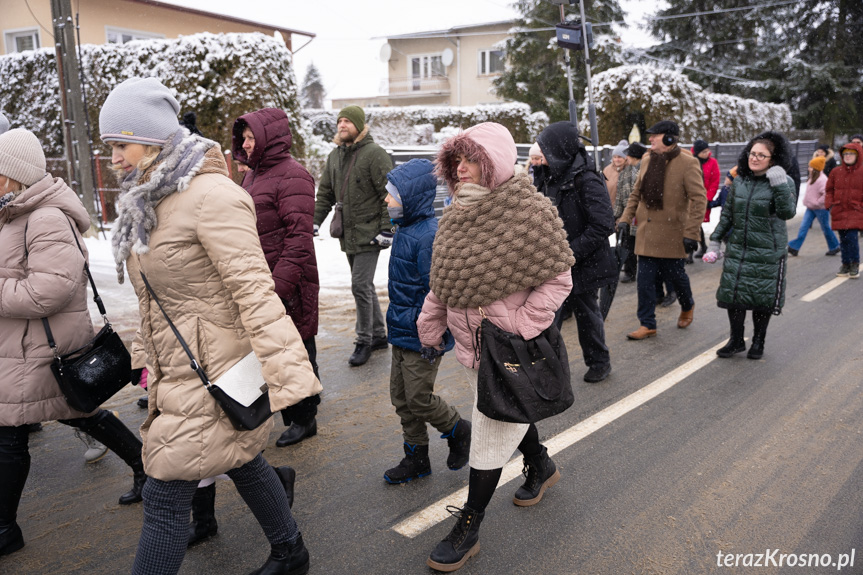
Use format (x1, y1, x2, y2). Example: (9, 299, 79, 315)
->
(160, 0, 656, 107)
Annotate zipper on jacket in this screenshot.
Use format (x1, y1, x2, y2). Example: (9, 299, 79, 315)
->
(731, 180, 755, 303)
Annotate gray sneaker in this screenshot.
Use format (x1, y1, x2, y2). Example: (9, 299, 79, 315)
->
(850, 263, 860, 279)
(75, 430, 108, 463)
(837, 264, 851, 277)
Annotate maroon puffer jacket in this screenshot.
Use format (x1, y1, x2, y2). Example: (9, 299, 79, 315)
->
(232, 108, 318, 339)
(825, 142, 863, 231)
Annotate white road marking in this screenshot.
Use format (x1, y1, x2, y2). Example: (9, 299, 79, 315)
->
(801, 277, 849, 302)
(392, 341, 727, 538)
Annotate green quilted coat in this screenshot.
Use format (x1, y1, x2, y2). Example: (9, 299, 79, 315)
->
(710, 173, 797, 313)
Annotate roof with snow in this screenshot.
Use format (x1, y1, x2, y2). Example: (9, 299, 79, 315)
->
(384, 20, 513, 40)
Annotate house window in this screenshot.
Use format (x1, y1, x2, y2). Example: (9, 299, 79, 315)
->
(478, 49, 504, 76)
(4, 28, 40, 53)
(410, 54, 445, 90)
(105, 27, 164, 44)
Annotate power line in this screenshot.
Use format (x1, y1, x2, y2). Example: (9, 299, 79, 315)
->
(24, 0, 54, 38)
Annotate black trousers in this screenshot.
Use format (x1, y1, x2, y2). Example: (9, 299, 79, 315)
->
(555, 289, 610, 370)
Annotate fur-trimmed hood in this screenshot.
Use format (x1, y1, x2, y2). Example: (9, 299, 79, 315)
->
(737, 131, 794, 179)
(435, 122, 517, 195)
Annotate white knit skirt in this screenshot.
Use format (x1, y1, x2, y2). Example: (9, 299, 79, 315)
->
(463, 366, 529, 470)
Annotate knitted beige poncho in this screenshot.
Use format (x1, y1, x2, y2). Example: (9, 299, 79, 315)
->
(429, 172, 574, 309)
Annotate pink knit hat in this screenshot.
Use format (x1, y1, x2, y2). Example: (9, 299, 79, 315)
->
(435, 122, 517, 193)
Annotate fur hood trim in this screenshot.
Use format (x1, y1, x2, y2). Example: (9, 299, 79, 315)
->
(333, 124, 369, 147)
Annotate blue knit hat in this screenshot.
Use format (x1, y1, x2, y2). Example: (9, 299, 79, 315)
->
(99, 77, 181, 145)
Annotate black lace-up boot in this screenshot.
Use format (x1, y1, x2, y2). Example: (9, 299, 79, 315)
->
(426, 505, 484, 572)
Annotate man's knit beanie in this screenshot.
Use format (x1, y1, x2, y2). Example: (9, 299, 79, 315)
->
(612, 140, 629, 158)
(100, 77, 181, 145)
(0, 129, 47, 186)
(529, 142, 542, 158)
(809, 156, 826, 171)
(338, 105, 365, 133)
(0, 110, 9, 135)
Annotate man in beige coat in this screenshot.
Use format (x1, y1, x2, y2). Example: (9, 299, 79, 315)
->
(618, 120, 707, 340)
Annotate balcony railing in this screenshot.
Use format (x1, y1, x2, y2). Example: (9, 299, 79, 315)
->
(385, 75, 450, 96)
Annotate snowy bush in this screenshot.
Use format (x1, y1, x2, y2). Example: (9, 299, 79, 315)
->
(0, 32, 304, 158)
(303, 103, 550, 147)
(585, 65, 792, 144)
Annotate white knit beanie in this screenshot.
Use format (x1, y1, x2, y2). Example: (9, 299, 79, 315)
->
(612, 139, 628, 158)
(99, 77, 181, 145)
(0, 110, 9, 135)
(529, 142, 542, 158)
(0, 129, 47, 186)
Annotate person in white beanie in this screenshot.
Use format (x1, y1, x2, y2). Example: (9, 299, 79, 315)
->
(0, 128, 147, 558)
(100, 77, 320, 575)
(602, 139, 629, 207)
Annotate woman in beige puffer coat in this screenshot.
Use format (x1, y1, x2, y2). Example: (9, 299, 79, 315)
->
(0, 128, 145, 558)
(101, 78, 321, 575)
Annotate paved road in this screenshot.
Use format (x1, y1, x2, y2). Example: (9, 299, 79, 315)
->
(3, 221, 862, 575)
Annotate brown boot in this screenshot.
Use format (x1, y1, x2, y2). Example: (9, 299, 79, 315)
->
(677, 305, 694, 329)
(626, 326, 657, 340)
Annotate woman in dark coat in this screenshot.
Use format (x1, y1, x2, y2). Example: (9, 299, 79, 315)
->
(232, 108, 321, 448)
(535, 121, 616, 383)
(704, 131, 797, 360)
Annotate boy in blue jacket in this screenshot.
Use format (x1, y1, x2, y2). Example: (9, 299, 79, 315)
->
(383, 159, 471, 484)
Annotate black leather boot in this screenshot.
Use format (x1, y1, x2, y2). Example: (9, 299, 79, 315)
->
(441, 419, 471, 471)
(384, 443, 431, 484)
(187, 483, 218, 547)
(276, 419, 317, 447)
(0, 440, 29, 557)
(748, 311, 770, 359)
(246, 534, 310, 575)
(426, 505, 484, 572)
(513, 446, 560, 507)
(747, 337, 765, 359)
(274, 466, 296, 509)
(73, 409, 146, 504)
(718, 309, 747, 358)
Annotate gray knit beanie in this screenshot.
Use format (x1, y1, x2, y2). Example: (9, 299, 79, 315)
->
(0, 110, 9, 135)
(100, 77, 180, 145)
(0, 129, 47, 186)
(612, 139, 628, 158)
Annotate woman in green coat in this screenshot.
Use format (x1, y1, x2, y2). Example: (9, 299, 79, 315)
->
(703, 131, 797, 360)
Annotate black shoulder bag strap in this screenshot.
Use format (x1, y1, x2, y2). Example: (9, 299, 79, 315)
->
(139, 270, 212, 389)
(25, 219, 110, 356)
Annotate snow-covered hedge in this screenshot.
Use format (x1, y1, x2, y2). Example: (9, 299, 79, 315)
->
(585, 65, 792, 144)
(303, 103, 549, 147)
(0, 32, 304, 158)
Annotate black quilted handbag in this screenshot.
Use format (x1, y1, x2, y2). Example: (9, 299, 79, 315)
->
(475, 311, 573, 424)
(34, 221, 131, 413)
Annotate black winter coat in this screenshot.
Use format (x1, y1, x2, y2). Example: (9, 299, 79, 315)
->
(536, 123, 617, 294)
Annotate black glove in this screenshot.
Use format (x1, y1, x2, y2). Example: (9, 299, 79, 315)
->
(683, 238, 699, 253)
(130, 368, 143, 387)
(281, 394, 321, 426)
(420, 346, 444, 364)
(616, 222, 630, 236)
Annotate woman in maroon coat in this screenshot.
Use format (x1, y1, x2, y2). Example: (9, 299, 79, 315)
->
(232, 108, 322, 447)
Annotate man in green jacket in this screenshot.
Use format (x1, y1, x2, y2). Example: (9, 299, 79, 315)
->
(314, 106, 394, 366)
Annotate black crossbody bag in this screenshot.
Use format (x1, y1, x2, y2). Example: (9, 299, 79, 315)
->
(26, 220, 132, 413)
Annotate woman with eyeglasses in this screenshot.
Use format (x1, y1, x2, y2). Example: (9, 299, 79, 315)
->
(702, 131, 797, 360)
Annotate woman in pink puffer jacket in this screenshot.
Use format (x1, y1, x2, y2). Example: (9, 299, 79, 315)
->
(417, 122, 574, 572)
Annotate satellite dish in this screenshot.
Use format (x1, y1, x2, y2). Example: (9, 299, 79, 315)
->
(441, 48, 454, 67)
(379, 43, 392, 62)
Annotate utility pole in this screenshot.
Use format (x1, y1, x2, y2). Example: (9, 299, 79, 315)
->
(51, 0, 96, 224)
